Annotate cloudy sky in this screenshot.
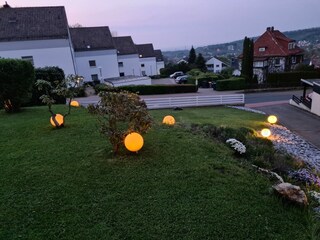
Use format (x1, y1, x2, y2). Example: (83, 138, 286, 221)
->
(8, 0, 320, 50)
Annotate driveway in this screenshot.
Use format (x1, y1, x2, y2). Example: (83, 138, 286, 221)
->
(249, 103, 320, 149)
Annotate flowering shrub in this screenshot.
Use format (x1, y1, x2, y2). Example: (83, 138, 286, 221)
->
(226, 138, 246, 155)
(289, 168, 320, 187)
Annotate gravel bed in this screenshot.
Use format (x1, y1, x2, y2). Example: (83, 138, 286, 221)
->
(270, 124, 320, 171)
(229, 105, 320, 171)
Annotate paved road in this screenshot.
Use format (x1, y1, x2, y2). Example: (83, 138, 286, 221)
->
(244, 90, 311, 104)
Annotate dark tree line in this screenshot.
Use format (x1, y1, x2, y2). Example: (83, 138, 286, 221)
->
(241, 37, 254, 85)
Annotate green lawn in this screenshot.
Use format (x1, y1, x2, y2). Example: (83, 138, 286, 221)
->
(0, 106, 316, 239)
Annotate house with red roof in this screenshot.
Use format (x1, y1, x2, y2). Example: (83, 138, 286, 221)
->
(245, 27, 304, 83)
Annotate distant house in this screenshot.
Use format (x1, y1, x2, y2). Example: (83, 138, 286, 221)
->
(310, 56, 320, 69)
(206, 57, 229, 73)
(154, 49, 165, 74)
(0, 5, 76, 75)
(70, 27, 119, 82)
(113, 36, 141, 77)
(240, 26, 304, 83)
(136, 44, 157, 76)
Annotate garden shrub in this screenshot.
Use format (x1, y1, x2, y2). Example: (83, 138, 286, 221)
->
(31, 66, 66, 105)
(96, 84, 198, 95)
(216, 77, 246, 91)
(266, 71, 320, 87)
(0, 59, 35, 113)
(88, 91, 153, 154)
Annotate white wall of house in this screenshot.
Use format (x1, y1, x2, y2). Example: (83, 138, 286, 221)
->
(311, 84, 320, 116)
(74, 49, 119, 82)
(0, 39, 76, 75)
(156, 61, 165, 75)
(109, 76, 152, 87)
(139, 57, 157, 76)
(117, 54, 141, 77)
(206, 57, 225, 73)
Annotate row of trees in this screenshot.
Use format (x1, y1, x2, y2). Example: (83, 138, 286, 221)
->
(188, 46, 207, 71)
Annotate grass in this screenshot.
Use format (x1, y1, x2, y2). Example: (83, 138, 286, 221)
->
(0, 106, 317, 239)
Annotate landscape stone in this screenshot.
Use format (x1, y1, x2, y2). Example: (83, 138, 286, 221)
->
(273, 182, 308, 206)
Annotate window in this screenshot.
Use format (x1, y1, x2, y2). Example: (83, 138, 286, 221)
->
(21, 56, 34, 65)
(288, 42, 296, 50)
(91, 74, 99, 81)
(274, 58, 280, 66)
(253, 61, 264, 67)
(259, 47, 266, 52)
(120, 72, 125, 77)
(216, 64, 219, 68)
(292, 56, 296, 64)
(207, 64, 214, 68)
(89, 60, 96, 67)
(141, 64, 145, 67)
(118, 62, 123, 67)
(141, 71, 146, 76)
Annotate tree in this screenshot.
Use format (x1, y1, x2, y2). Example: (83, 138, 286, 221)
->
(241, 37, 254, 85)
(188, 46, 196, 64)
(35, 74, 82, 127)
(196, 53, 207, 71)
(0, 59, 35, 113)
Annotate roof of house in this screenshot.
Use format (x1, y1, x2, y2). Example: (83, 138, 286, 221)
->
(135, 44, 155, 58)
(112, 36, 137, 55)
(0, 6, 69, 42)
(154, 49, 163, 62)
(254, 27, 303, 58)
(70, 27, 115, 51)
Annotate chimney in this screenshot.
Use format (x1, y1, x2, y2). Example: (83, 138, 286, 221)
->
(266, 27, 271, 31)
(3, 1, 11, 8)
(271, 26, 274, 32)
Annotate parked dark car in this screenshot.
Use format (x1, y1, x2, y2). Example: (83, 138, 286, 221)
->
(175, 75, 188, 84)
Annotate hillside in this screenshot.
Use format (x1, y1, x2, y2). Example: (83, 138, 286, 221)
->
(163, 27, 320, 63)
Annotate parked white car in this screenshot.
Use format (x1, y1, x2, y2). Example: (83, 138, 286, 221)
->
(170, 71, 184, 78)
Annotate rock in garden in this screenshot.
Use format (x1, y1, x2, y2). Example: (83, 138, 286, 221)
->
(273, 182, 308, 206)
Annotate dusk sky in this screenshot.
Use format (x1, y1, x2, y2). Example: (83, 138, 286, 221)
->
(9, 0, 320, 51)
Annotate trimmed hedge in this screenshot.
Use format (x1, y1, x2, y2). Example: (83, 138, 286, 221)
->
(266, 71, 320, 87)
(96, 84, 198, 95)
(0, 59, 35, 112)
(216, 77, 246, 91)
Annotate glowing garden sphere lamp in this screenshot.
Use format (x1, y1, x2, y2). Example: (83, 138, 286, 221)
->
(162, 115, 175, 125)
(267, 115, 278, 124)
(70, 100, 80, 107)
(50, 114, 64, 128)
(124, 132, 144, 152)
(261, 128, 271, 138)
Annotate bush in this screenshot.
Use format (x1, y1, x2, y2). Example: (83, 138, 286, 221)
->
(96, 84, 198, 95)
(216, 77, 246, 91)
(266, 71, 320, 87)
(88, 91, 153, 154)
(31, 67, 66, 105)
(0, 59, 35, 112)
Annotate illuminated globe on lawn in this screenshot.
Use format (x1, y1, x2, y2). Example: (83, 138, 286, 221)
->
(162, 115, 175, 125)
(261, 128, 271, 138)
(267, 115, 278, 124)
(50, 114, 64, 127)
(70, 100, 80, 107)
(124, 132, 144, 152)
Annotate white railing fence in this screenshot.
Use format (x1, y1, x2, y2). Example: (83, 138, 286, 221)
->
(143, 94, 244, 109)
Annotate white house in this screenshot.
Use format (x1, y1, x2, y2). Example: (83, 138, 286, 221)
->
(136, 44, 157, 76)
(113, 36, 141, 77)
(0, 5, 76, 75)
(154, 49, 165, 75)
(206, 57, 229, 73)
(70, 27, 119, 82)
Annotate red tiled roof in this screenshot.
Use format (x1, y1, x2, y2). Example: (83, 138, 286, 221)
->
(254, 27, 303, 57)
